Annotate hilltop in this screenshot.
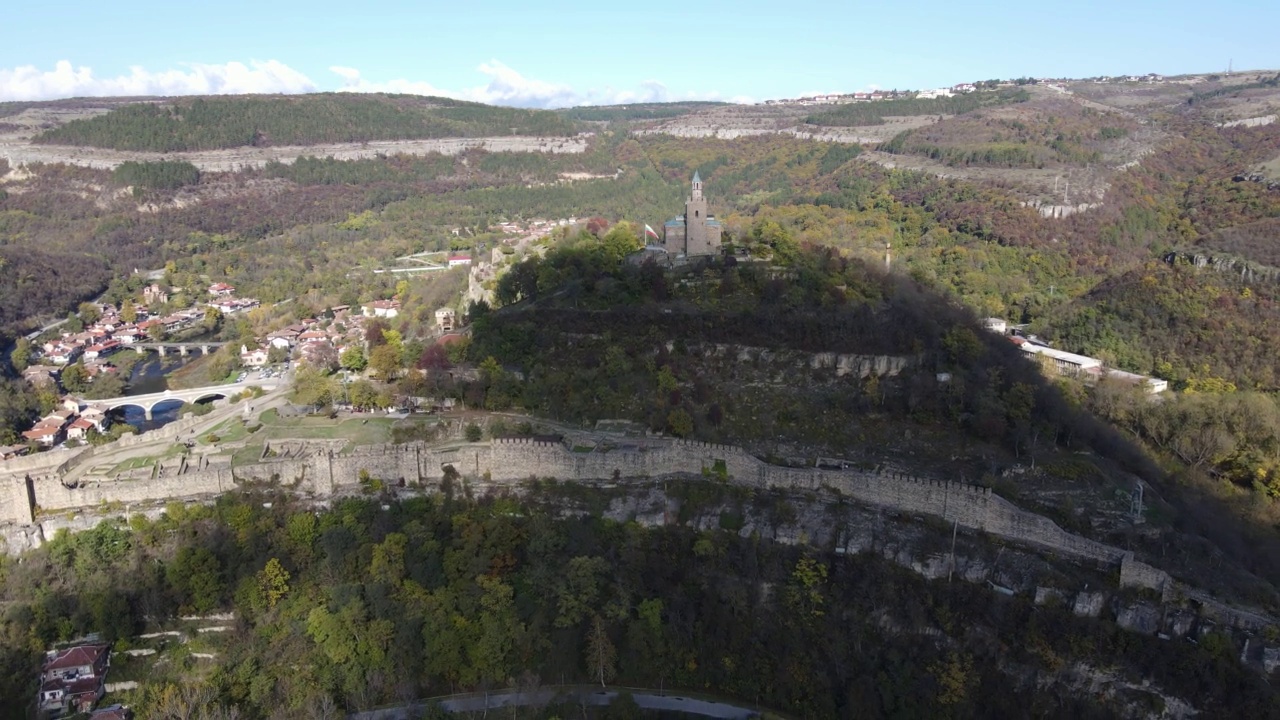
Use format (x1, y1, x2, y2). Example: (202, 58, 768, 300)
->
(26, 92, 579, 152)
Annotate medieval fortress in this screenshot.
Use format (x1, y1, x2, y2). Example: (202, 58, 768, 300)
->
(0, 424, 1272, 634)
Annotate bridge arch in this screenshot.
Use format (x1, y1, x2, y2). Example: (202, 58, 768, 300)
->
(107, 403, 151, 422)
(149, 397, 187, 416)
(190, 391, 229, 405)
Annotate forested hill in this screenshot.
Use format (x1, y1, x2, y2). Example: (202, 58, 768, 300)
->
(32, 94, 579, 151)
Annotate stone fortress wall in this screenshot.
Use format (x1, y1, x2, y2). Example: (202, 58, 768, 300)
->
(1, 434, 1268, 629)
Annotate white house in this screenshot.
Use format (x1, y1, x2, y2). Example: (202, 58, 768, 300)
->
(240, 345, 269, 367)
(435, 307, 457, 332)
(362, 300, 401, 319)
(448, 255, 473, 268)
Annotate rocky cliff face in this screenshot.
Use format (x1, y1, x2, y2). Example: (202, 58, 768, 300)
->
(1163, 250, 1280, 284)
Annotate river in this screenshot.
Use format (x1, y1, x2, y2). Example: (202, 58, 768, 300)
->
(112, 354, 204, 432)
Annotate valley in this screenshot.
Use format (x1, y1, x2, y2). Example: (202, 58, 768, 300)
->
(2, 68, 1280, 719)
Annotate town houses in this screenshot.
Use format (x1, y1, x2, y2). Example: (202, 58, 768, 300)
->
(20, 285, 262, 394)
(20, 398, 111, 448)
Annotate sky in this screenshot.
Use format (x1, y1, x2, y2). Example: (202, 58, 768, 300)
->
(2, 0, 1278, 108)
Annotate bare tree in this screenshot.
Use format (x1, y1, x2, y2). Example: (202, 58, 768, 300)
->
(584, 614, 617, 687)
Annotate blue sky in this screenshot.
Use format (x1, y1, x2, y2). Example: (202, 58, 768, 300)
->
(2, 0, 1277, 106)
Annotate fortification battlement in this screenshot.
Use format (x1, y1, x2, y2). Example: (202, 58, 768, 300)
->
(493, 438, 564, 449)
(675, 439, 739, 453)
(345, 444, 419, 457)
(872, 470, 992, 498)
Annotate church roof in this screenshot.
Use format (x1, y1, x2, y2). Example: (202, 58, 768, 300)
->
(692, 170, 701, 183)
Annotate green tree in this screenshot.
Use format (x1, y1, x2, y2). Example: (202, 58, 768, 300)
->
(61, 363, 90, 394)
(78, 301, 101, 325)
(554, 556, 610, 628)
(465, 423, 483, 442)
(147, 323, 167, 343)
(166, 546, 224, 614)
(340, 346, 367, 373)
(347, 379, 381, 410)
(666, 409, 694, 438)
(293, 366, 340, 407)
(120, 299, 137, 323)
(9, 338, 31, 372)
(201, 307, 223, 333)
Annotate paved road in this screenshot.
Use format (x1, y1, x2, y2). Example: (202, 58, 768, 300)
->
(24, 317, 68, 341)
(353, 686, 760, 720)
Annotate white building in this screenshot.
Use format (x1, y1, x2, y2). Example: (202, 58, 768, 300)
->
(982, 318, 1009, 334)
(362, 300, 401, 319)
(1018, 343, 1102, 376)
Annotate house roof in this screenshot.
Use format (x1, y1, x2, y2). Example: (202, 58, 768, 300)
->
(24, 426, 61, 440)
(90, 705, 131, 720)
(44, 644, 109, 672)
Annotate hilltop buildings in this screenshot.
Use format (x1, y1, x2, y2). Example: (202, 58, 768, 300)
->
(662, 171, 723, 257)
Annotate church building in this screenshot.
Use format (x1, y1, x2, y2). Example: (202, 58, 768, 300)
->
(662, 171, 723, 256)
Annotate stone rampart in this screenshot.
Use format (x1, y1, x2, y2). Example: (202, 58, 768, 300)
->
(31, 467, 236, 513)
(0, 436, 1210, 587)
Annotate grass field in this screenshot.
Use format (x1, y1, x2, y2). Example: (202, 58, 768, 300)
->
(108, 444, 185, 474)
(197, 417, 253, 445)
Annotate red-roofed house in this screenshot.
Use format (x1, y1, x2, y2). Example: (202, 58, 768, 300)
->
(208, 282, 235, 297)
(83, 340, 121, 360)
(66, 417, 96, 442)
(90, 704, 132, 720)
(39, 644, 110, 715)
(22, 422, 65, 448)
(448, 255, 473, 268)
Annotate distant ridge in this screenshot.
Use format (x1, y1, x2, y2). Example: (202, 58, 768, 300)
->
(31, 93, 579, 152)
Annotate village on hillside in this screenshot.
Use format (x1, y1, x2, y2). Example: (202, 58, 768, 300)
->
(761, 73, 1168, 106)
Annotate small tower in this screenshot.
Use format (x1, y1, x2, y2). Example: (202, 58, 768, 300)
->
(691, 170, 704, 201)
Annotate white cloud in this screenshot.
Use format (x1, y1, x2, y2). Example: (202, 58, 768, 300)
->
(0, 58, 744, 109)
(0, 60, 316, 101)
(332, 61, 746, 109)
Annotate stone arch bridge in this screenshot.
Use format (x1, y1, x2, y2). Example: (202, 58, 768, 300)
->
(94, 379, 279, 419)
(130, 341, 229, 357)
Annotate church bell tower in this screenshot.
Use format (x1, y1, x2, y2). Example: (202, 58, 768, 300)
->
(685, 170, 709, 254)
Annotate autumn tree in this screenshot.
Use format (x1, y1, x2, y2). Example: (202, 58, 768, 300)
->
(257, 558, 290, 609)
(369, 344, 402, 379)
